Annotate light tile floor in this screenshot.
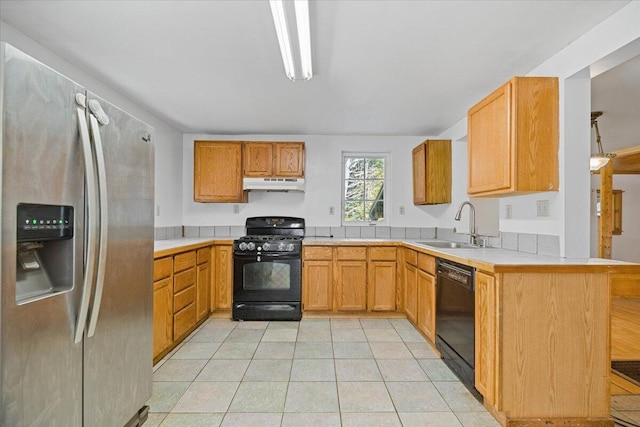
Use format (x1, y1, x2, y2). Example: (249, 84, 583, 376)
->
(146, 317, 501, 427)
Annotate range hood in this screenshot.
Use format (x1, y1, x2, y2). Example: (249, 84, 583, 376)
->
(243, 177, 306, 192)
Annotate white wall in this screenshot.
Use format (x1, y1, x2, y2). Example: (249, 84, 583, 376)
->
(0, 20, 184, 227)
(436, 1, 640, 257)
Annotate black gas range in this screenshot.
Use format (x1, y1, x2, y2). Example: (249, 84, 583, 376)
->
(232, 217, 304, 321)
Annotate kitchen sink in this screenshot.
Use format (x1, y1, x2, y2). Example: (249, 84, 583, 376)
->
(417, 241, 479, 249)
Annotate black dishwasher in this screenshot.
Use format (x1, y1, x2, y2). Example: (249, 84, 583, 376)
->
(435, 258, 479, 399)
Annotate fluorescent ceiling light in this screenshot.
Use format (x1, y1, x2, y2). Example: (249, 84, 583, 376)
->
(294, 0, 312, 80)
(269, 0, 312, 81)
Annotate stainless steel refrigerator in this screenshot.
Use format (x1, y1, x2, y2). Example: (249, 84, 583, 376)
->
(0, 43, 154, 426)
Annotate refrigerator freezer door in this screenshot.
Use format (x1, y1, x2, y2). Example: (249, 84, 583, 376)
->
(1, 44, 85, 425)
(82, 93, 154, 427)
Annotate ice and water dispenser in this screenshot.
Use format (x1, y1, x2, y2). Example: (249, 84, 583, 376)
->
(15, 203, 74, 304)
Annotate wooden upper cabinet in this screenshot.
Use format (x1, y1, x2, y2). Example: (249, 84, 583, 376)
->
(467, 77, 559, 197)
(412, 139, 451, 205)
(274, 143, 305, 177)
(244, 143, 273, 177)
(194, 141, 246, 202)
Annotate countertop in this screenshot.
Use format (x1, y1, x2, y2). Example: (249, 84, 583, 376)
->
(154, 236, 639, 273)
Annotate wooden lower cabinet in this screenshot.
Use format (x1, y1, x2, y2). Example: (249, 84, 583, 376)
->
(416, 269, 436, 342)
(214, 245, 233, 309)
(368, 261, 396, 311)
(335, 261, 368, 311)
(475, 271, 496, 403)
(404, 262, 418, 324)
(196, 247, 211, 321)
(303, 260, 333, 311)
(153, 244, 216, 363)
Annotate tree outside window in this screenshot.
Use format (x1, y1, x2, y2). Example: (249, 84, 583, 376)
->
(343, 154, 387, 224)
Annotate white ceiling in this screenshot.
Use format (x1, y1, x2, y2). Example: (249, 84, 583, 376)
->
(0, 0, 632, 136)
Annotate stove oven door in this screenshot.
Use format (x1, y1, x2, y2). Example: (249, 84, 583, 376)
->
(233, 252, 301, 303)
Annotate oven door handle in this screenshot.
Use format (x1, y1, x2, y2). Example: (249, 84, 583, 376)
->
(234, 252, 300, 260)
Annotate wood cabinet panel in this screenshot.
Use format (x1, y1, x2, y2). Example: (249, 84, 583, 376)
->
(173, 304, 196, 340)
(196, 262, 210, 321)
(418, 253, 435, 275)
(368, 261, 396, 311)
(174, 285, 196, 313)
(416, 269, 436, 342)
(369, 247, 396, 261)
(335, 261, 367, 311)
(303, 260, 333, 311)
(404, 262, 418, 323)
(336, 246, 367, 261)
(194, 141, 246, 202)
(153, 277, 172, 360)
(197, 247, 211, 265)
(174, 250, 196, 273)
(154, 257, 173, 281)
(174, 268, 195, 293)
(412, 139, 451, 205)
(243, 143, 273, 177)
(404, 248, 417, 266)
(467, 77, 558, 196)
(274, 142, 304, 177)
(214, 245, 233, 309)
(303, 246, 333, 261)
(475, 271, 496, 404)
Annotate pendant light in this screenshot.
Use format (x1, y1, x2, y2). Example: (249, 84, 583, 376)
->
(590, 111, 616, 171)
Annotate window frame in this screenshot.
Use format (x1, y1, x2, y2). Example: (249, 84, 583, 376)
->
(341, 152, 390, 226)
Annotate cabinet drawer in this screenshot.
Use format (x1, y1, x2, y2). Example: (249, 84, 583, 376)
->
(369, 247, 396, 261)
(336, 247, 367, 261)
(303, 246, 333, 261)
(418, 253, 436, 275)
(154, 277, 171, 292)
(404, 249, 417, 266)
(174, 251, 196, 273)
(174, 304, 196, 339)
(174, 268, 196, 293)
(154, 257, 173, 281)
(197, 247, 211, 265)
(174, 286, 196, 313)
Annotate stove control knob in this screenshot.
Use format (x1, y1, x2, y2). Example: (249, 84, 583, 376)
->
(239, 242, 248, 251)
(287, 244, 295, 252)
(263, 243, 271, 251)
(278, 243, 285, 251)
(247, 242, 256, 251)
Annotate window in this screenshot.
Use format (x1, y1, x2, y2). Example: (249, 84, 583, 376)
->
(342, 153, 388, 225)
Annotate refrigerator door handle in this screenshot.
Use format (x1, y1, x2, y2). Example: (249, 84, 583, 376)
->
(87, 113, 109, 338)
(74, 107, 99, 344)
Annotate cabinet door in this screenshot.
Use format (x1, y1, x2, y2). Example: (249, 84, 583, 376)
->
(335, 261, 367, 311)
(194, 141, 245, 202)
(196, 261, 210, 321)
(412, 140, 452, 205)
(244, 142, 273, 177)
(468, 82, 511, 195)
(303, 260, 333, 311)
(153, 277, 173, 360)
(404, 263, 418, 323)
(475, 271, 496, 403)
(368, 261, 396, 311)
(215, 245, 233, 309)
(274, 143, 304, 177)
(417, 269, 436, 342)
(412, 143, 426, 204)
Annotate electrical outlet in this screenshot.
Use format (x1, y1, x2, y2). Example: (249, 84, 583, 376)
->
(506, 204, 512, 219)
(537, 200, 550, 217)
(329, 206, 335, 215)
(399, 206, 405, 215)
(233, 204, 240, 214)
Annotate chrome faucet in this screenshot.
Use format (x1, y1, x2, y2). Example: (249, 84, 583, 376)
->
(455, 201, 478, 245)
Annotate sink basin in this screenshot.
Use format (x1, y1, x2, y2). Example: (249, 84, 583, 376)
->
(417, 241, 479, 249)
